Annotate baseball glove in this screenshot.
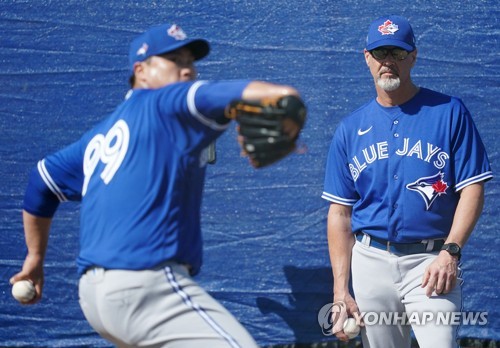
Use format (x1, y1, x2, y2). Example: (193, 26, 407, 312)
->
(225, 95, 307, 168)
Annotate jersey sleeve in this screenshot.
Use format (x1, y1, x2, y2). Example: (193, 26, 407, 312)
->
(451, 100, 493, 191)
(158, 80, 250, 132)
(23, 164, 61, 217)
(322, 123, 359, 205)
(23, 140, 85, 217)
(189, 80, 251, 124)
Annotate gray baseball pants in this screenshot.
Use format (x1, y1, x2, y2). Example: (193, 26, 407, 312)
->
(351, 237, 462, 348)
(78, 262, 258, 348)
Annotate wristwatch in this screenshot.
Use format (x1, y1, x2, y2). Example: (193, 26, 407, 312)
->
(441, 243, 461, 260)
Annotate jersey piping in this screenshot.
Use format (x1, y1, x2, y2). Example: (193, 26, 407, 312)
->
(37, 159, 68, 202)
(187, 81, 230, 131)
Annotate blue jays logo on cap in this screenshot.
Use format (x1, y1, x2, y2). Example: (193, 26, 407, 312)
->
(366, 15, 416, 51)
(136, 43, 149, 56)
(167, 24, 187, 40)
(129, 23, 210, 72)
(378, 20, 399, 35)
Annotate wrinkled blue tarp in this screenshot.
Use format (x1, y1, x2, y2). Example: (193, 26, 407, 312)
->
(1, 1, 498, 346)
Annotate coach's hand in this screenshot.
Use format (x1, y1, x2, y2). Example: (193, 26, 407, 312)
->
(333, 293, 363, 342)
(421, 251, 459, 297)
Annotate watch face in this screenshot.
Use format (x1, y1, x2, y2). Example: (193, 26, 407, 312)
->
(445, 243, 460, 254)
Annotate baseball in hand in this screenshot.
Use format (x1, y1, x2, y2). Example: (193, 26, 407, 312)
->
(343, 317, 361, 339)
(12, 280, 36, 303)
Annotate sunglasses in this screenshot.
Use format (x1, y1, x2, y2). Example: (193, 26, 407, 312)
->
(370, 47, 410, 61)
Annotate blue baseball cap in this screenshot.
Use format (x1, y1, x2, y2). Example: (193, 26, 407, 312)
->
(366, 15, 416, 51)
(129, 24, 210, 72)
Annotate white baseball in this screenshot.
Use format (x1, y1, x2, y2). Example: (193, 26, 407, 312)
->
(12, 280, 36, 303)
(343, 317, 361, 339)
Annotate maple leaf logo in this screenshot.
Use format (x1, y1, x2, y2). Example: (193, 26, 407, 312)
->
(432, 180, 448, 194)
(378, 20, 399, 35)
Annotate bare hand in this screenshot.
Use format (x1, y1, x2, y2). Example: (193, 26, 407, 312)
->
(421, 251, 459, 297)
(10, 254, 45, 304)
(333, 293, 363, 342)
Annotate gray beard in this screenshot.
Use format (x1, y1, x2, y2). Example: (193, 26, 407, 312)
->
(377, 76, 401, 91)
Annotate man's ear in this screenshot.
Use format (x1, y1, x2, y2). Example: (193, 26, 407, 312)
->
(410, 49, 418, 68)
(132, 61, 146, 88)
(363, 49, 371, 66)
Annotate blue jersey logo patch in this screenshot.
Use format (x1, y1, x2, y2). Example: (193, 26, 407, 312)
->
(406, 171, 448, 210)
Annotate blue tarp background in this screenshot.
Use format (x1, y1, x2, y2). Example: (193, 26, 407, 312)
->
(0, 1, 498, 347)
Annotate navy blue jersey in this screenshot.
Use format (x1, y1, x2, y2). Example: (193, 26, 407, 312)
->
(322, 88, 492, 242)
(24, 80, 250, 275)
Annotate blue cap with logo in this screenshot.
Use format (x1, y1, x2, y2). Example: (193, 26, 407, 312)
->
(129, 24, 210, 72)
(366, 15, 416, 51)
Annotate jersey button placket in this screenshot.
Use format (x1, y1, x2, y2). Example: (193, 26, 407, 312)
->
(388, 118, 402, 240)
(393, 119, 399, 138)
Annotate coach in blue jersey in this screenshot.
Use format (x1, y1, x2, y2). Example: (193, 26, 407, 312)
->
(322, 16, 492, 347)
(10, 23, 304, 347)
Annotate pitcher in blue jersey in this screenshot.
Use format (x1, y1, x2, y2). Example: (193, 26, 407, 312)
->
(10, 23, 305, 347)
(322, 16, 492, 347)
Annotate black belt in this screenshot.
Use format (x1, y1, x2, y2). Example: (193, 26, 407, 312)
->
(356, 232, 444, 254)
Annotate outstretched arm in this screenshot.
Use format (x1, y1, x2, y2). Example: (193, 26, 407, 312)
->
(241, 81, 299, 100)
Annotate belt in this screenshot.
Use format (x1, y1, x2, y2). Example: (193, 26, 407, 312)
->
(356, 232, 444, 254)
